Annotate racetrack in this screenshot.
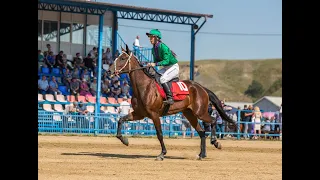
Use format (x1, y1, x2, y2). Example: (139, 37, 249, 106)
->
(38, 135, 282, 180)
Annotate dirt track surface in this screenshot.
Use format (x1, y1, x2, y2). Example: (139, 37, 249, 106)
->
(38, 135, 282, 180)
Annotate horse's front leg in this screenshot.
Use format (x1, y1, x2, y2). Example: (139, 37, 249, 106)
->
(116, 111, 144, 146)
(150, 115, 167, 161)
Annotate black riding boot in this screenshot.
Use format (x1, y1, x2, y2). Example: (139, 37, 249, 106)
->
(162, 83, 174, 105)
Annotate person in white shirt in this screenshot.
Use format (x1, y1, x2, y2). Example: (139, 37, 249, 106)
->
(133, 35, 142, 59)
(119, 96, 131, 116)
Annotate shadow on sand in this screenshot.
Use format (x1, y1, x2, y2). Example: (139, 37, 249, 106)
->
(61, 152, 186, 160)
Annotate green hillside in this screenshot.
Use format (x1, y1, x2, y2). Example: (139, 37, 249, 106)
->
(178, 59, 282, 102)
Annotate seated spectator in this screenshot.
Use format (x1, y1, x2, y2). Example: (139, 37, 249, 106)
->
(62, 68, 72, 90)
(70, 78, 80, 101)
(38, 50, 45, 72)
(55, 51, 64, 70)
(73, 53, 83, 69)
(79, 79, 92, 97)
(90, 77, 97, 96)
(261, 117, 271, 134)
(48, 76, 62, 99)
(102, 79, 110, 97)
(83, 53, 95, 73)
(38, 75, 49, 95)
(81, 69, 91, 83)
(89, 47, 97, 58)
(45, 51, 56, 69)
(110, 80, 121, 100)
(72, 67, 80, 79)
(105, 48, 113, 65)
(103, 70, 112, 82)
(119, 96, 131, 116)
(114, 50, 120, 59)
(76, 101, 89, 115)
(120, 81, 131, 98)
(111, 73, 120, 84)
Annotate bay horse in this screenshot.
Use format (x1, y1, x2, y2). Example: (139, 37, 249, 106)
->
(109, 45, 236, 160)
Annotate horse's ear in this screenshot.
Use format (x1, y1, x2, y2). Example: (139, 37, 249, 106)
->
(121, 46, 125, 53)
(125, 44, 131, 54)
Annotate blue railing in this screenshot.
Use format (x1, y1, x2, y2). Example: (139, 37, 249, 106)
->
(38, 108, 282, 140)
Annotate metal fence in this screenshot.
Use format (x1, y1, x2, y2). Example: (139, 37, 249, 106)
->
(38, 109, 282, 140)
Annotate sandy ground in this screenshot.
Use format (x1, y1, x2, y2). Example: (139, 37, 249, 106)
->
(38, 135, 282, 180)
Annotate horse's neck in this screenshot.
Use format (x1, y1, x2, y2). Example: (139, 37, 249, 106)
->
(129, 62, 153, 97)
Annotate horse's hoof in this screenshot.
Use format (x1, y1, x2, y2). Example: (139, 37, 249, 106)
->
(122, 136, 129, 146)
(214, 142, 222, 149)
(196, 155, 205, 160)
(155, 154, 164, 161)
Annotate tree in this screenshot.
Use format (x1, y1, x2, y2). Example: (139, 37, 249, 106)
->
(245, 80, 264, 98)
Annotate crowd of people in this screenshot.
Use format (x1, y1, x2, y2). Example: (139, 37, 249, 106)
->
(38, 44, 132, 103)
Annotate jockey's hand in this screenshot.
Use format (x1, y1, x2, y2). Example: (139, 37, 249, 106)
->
(147, 63, 156, 67)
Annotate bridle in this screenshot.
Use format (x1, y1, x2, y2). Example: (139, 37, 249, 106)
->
(114, 51, 148, 74)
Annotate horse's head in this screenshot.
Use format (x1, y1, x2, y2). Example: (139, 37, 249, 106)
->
(110, 44, 140, 75)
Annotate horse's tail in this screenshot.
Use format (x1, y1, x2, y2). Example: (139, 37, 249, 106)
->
(196, 83, 236, 125)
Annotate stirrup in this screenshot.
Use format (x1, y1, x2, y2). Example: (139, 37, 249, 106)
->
(163, 98, 174, 105)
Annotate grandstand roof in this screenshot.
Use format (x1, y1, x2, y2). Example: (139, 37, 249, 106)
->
(39, 0, 213, 18)
(254, 96, 282, 107)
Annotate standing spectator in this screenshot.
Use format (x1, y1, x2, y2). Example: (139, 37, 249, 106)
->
(120, 81, 131, 98)
(212, 106, 225, 139)
(241, 105, 252, 139)
(133, 35, 141, 59)
(110, 80, 121, 100)
(48, 76, 62, 99)
(38, 75, 49, 95)
(45, 44, 55, 55)
(279, 103, 282, 132)
(252, 106, 262, 139)
(70, 78, 80, 101)
(119, 96, 131, 116)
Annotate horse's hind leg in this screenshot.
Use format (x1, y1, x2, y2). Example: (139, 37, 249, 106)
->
(116, 111, 144, 146)
(182, 109, 207, 159)
(199, 113, 221, 149)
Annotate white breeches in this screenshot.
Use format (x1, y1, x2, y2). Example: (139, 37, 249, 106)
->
(158, 63, 179, 84)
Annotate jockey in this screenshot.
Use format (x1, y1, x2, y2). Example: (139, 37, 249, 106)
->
(146, 29, 179, 105)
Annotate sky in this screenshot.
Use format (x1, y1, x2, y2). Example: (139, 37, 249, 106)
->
(98, 0, 282, 61)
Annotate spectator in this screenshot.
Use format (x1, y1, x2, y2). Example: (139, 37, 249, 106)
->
(105, 48, 113, 65)
(252, 106, 262, 139)
(45, 51, 56, 69)
(241, 105, 252, 139)
(62, 68, 72, 90)
(261, 117, 271, 134)
(89, 47, 97, 58)
(90, 77, 97, 96)
(279, 103, 282, 132)
(103, 70, 112, 82)
(55, 51, 64, 69)
(83, 53, 95, 73)
(110, 80, 121, 100)
(102, 79, 110, 97)
(38, 50, 45, 72)
(76, 101, 88, 115)
(133, 35, 141, 59)
(114, 50, 120, 60)
(48, 76, 62, 99)
(120, 81, 131, 98)
(70, 78, 80, 101)
(79, 79, 92, 97)
(81, 69, 91, 83)
(119, 96, 131, 116)
(38, 75, 49, 95)
(111, 73, 120, 84)
(212, 106, 224, 139)
(72, 67, 80, 79)
(73, 52, 84, 69)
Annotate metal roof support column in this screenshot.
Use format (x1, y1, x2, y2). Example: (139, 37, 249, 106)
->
(112, 11, 118, 56)
(190, 25, 195, 80)
(94, 14, 104, 136)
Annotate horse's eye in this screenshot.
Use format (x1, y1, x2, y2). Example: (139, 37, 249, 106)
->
(121, 57, 126, 61)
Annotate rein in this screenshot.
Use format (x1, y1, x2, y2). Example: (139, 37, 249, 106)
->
(114, 51, 148, 74)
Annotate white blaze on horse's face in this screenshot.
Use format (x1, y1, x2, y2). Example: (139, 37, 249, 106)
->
(114, 51, 132, 73)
